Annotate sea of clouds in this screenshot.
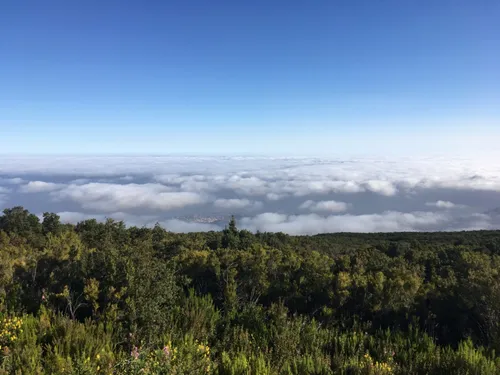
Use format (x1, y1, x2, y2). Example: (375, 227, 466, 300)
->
(1, 155, 500, 234)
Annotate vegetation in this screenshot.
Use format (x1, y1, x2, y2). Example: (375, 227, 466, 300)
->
(1, 206, 500, 374)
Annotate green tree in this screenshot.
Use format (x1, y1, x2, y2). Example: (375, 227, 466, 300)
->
(222, 216, 240, 249)
(0, 206, 42, 245)
(42, 212, 62, 235)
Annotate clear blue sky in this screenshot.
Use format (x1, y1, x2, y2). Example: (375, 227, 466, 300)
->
(1, 0, 499, 155)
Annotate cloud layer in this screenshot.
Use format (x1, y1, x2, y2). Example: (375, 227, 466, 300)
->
(1, 155, 499, 234)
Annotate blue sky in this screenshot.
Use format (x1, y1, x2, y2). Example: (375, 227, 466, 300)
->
(1, 0, 499, 155)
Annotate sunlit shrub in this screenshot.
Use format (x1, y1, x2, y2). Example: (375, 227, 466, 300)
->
(115, 335, 212, 374)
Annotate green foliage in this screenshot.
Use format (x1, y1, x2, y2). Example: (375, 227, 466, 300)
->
(172, 290, 220, 342)
(115, 335, 212, 375)
(218, 351, 272, 375)
(0, 310, 115, 375)
(1, 207, 500, 374)
(42, 212, 62, 236)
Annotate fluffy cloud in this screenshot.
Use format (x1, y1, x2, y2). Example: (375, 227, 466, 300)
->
(2, 155, 500, 234)
(19, 181, 64, 193)
(240, 211, 464, 235)
(4, 155, 500, 196)
(53, 183, 208, 212)
(214, 198, 263, 210)
(364, 180, 398, 196)
(299, 200, 348, 213)
(285, 180, 365, 196)
(426, 200, 463, 209)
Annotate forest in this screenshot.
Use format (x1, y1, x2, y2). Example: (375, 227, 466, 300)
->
(1, 206, 500, 374)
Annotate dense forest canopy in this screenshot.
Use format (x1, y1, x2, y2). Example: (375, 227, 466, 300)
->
(1, 206, 500, 374)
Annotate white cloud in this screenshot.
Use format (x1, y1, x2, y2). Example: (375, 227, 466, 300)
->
(364, 180, 398, 196)
(53, 183, 208, 212)
(157, 170, 368, 199)
(19, 181, 65, 193)
(4, 155, 500, 196)
(2, 155, 500, 234)
(240, 211, 453, 235)
(299, 200, 348, 213)
(436, 200, 457, 209)
(287, 180, 365, 196)
(0, 187, 11, 194)
(426, 200, 463, 209)
(214, 198, 263, 210)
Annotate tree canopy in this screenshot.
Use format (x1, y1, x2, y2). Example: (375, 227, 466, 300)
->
(1, 206, 500, 374)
